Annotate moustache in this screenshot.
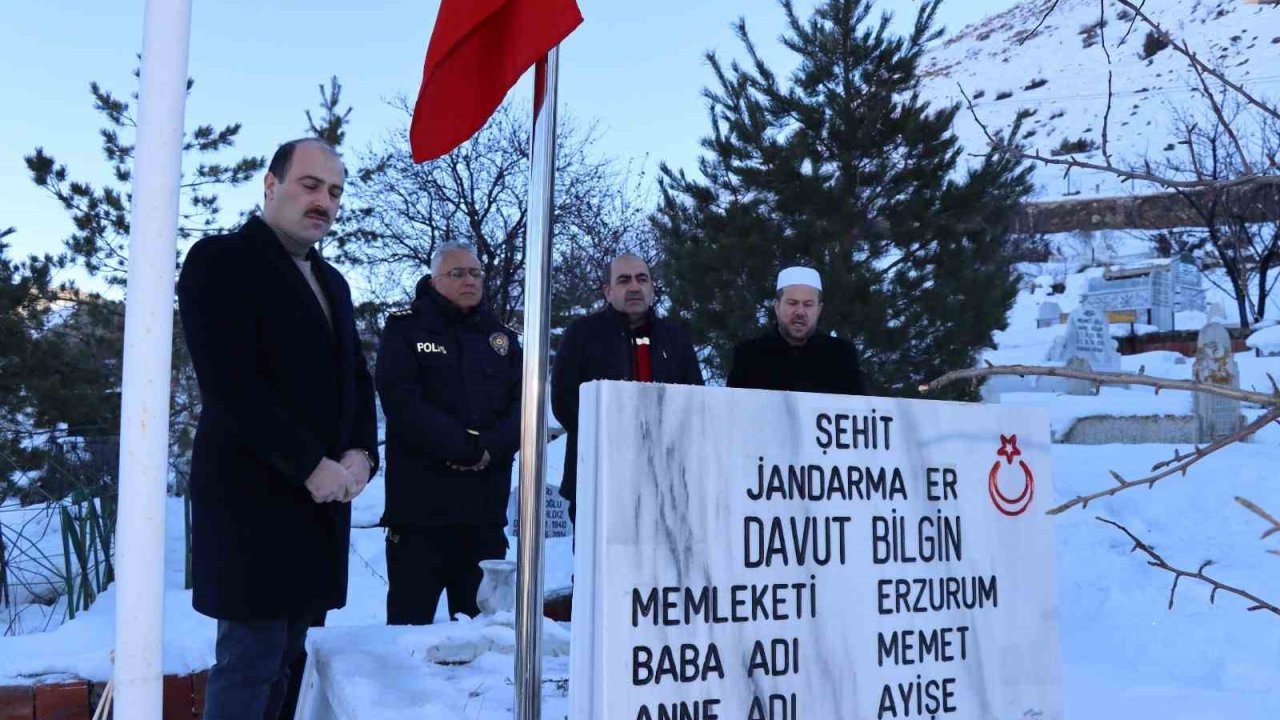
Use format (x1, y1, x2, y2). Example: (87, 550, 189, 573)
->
(305, 208, 330, 222)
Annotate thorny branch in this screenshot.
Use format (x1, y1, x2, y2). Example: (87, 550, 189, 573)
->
(924, 363, 1278, 406)
(1050, 407, 1280, 515)
(1236, 497, 1280, 555)
(923, 364, 1280, 514)
(1099, 517, 1280, 617)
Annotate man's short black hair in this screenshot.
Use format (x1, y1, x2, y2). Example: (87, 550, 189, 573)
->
(267, 138, 339, 182)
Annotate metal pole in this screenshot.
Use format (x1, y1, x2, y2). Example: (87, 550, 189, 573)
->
(514, 47, 560, 720)
(112, 0, 192, 717)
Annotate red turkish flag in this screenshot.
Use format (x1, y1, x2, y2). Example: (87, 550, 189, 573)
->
(410, 0, 583, 162)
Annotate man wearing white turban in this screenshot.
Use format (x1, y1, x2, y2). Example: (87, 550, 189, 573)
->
(726, 266, 866, 395)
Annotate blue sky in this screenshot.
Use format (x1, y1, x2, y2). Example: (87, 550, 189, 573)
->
(0, 0, 1018, 276)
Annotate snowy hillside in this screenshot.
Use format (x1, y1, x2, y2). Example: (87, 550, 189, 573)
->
(921, 0, 1280, 200)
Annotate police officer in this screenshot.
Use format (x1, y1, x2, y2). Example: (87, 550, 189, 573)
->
(727, 266, 867, 395)
(375, 243, 522, 624)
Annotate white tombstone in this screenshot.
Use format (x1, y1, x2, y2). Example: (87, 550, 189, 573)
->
(1037, 301, 1063, 328)
(1062, 356, 1099, 396)
(1207, 302, 1227, 322)
(1149, 267, 1176, 330)
(1193, 322, 1242, 442)
(1080, 259, 1205, 332)
(571, 381, 1063, 720)
(1054, 307, 1122, 372)
(506, 482, 573, 539)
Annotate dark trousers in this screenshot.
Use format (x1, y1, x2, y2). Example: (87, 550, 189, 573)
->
(385, 525, 508, 625)
(277, 611, 325, 719)
(203, 614, 313, 720)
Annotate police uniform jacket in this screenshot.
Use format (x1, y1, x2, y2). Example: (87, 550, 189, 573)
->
(727, 328, 867, 396)
(177, 216, 379, 621)
(376, 281, 522, 529)
(550, 306, 704, 506)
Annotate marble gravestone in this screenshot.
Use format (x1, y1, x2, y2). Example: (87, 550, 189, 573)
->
(1037, 302, 1062, 329)
(1053, 307, 1121, 372)
(1193, 322, 1243, 442)
(571, 381, 1062, 720)
(1062, 356, 1099, 396)
(507, 482, 573, 539)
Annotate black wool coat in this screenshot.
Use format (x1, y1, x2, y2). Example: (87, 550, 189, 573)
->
(550, 306, 704, 506)
(727, 328, 867, 396)
(178, 216, 378, 620)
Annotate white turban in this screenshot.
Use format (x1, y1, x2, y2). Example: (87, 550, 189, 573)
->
(776, 266, 822, 292)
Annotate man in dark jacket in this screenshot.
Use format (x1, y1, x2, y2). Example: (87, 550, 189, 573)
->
(376, 243, 522, 624)
(728, 266, 867, 395)
(551, 254, 704, 522)
(177, 138, 378, 720)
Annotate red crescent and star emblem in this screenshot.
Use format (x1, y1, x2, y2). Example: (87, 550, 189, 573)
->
(989, 434, 1035, 517)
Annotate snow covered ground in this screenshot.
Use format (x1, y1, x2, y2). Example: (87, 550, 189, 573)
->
(4, 321, 1279, 716)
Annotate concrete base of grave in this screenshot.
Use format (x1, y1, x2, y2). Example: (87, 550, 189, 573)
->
(1060, 414, 1198, 444)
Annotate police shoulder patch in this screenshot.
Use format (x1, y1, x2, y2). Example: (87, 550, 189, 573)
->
(489, 331, 510, 356)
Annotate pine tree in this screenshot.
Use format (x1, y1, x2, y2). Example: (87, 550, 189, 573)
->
(656, 0, 1033, 397)
(0, 229, 58, 495)
(306, 76, 353, 148)
(24, 73, 264, 287)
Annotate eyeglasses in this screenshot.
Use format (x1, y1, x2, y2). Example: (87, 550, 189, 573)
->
(441, 267, 485, 280)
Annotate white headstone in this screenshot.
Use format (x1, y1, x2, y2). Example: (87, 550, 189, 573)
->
(1037, 302, 1063, 328)
(1062, 356, 1099, 396)
(507, 482, 573, 538)
(1055, 307, 1121, 372)
(1193, 322, 1242, 442)
(571, 381, 1062, 720)
(1079, 260, 1204, 332)
(1207, 302, 1227, 322)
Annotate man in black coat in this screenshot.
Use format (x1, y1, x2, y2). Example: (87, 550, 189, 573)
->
(177, 138, 378, 720)
(376, 243, 522, 624)
(728, 266, 867, 395)
(551, 254, 704, 522)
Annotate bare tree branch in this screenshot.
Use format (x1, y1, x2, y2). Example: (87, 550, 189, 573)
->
(1236, 496, 1280, 544)
(923, 363, 1280, 513)
(1117, 0, 1146, 45)
(1099, 517, 1280, 616)
(1097, 0, 1115, 167)
(1015, 0, 1061, 45)
(1050, 407, 1280, 514)
(1115, 0, 1280, 124)
(962, 86, 1275, 193)
(1185, 47, 1253, 175)
(923, 363, 1278, 406)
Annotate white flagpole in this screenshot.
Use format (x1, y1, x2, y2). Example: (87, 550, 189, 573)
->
(112, 0, 192, 716)
(514, 47, 561, 720)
